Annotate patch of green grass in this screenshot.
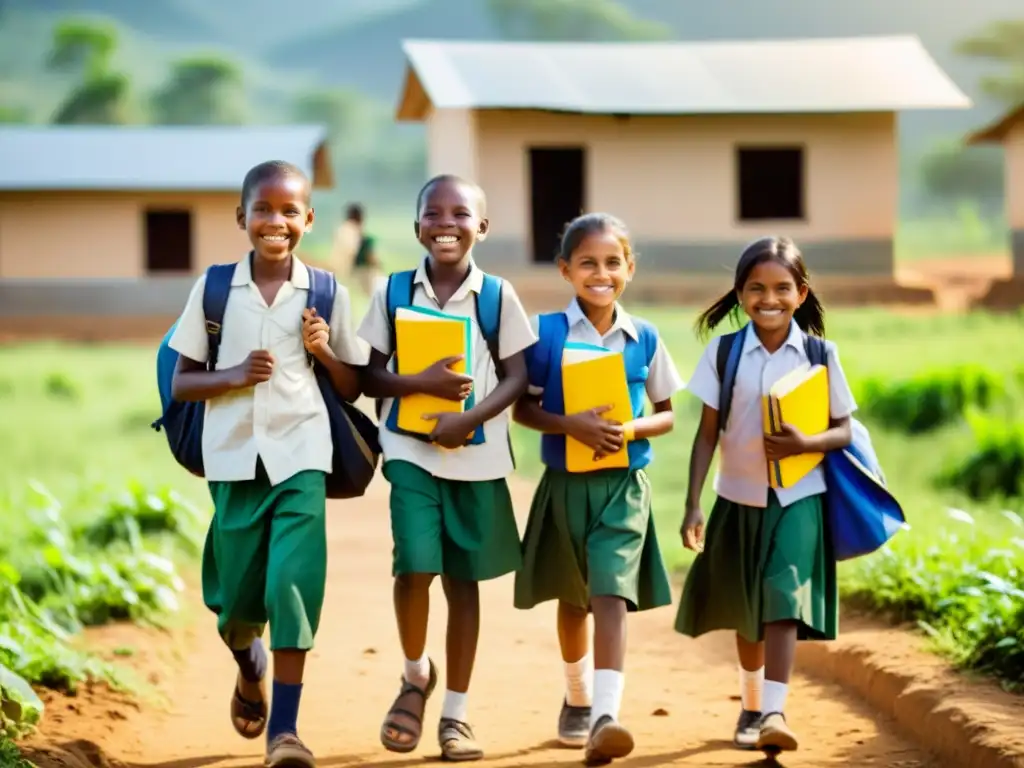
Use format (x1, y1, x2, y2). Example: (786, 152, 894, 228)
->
(0, 342, 209, 542)
(842, 507, 1024, 690)
(895, 208, 1009, 262)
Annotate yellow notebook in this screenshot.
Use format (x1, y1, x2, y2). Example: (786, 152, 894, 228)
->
(762, 363, 830, 488)
(394, 306, 472, 435)
(562, 343, 633, 473)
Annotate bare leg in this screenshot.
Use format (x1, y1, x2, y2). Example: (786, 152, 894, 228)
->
(381, 573, 435, 749)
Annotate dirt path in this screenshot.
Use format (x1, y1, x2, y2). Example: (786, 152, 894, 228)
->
(24, 476, 941, 768)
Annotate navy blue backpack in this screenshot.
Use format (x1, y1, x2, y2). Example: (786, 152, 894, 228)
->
(717, 325, 907, 560)
(377, 268, 504, 446)
(152, 263, 381, 499)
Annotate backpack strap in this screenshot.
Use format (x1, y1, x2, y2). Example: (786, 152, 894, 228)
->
(201, 263, 236, 370)
(474, 273, 504, 378)
(632, 317, 659, 366)
(305, 265, 338, 365)
(534, 312, 570, 410)
(804, 335, 828, 368)
(528, 313, 567, 393)
(715, 326, 746, 430)
(384, 269, 416, 357)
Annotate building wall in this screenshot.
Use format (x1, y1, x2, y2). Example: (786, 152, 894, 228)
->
(1006, 123, 1024, 275)
(426, 108, 479, 181)
(0, 190, 249, 317)
(463, 110, 897, 274)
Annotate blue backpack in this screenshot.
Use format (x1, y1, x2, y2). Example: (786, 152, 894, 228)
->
(716, 325, 907, 560)
(378, 268, 503, 446)
(152, 263, 381, 499)
(528, 311, 658, 471)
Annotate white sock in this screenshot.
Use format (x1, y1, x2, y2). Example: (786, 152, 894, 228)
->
(590, 669, 624, 727)
(404, 654, 430, 688)
(564, 653, 594, 707)
(441, 689, 468, 722)
(739, 665, 764, 711)
(762, 680, 789, 715)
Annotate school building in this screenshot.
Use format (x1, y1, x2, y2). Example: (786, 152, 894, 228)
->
(396, 36, 969, 305)
(0, 125, 331, 338)
(967, 103, 1024, 308)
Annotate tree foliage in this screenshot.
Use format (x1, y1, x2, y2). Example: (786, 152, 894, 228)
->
(47, 19, 132, 125)
(47, 19, 118, 81)
(150, 55, 247, 125)
(486, 0, 672, 42)
(918, 141, 1004, 208)
(957, 19, 1024, 105)
(51, 73, 132, 125)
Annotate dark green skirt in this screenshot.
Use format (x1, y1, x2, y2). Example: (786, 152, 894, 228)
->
(674, 492, 838, 643)
(514, 467, 672, 612)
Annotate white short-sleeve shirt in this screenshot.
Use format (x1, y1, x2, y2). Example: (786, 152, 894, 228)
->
(356, 258, 538, 482)
(527, 299, 685, 405)
(169, 254, 368, 486)
(685, 321, 857, 508)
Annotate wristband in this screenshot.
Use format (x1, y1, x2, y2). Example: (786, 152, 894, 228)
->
(623, 423, 635, 442)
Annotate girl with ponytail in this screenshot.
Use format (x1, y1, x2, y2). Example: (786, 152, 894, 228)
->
(675, 236, 857, 757)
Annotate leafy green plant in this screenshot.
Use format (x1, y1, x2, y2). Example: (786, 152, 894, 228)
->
(940, 414, 1024, 501)
(1, 662, 43, 740)
(75, 484, 205, 555)
(843, 508, 1024, 689)
(0, 736, 34, 767)
(0, 482, 191, 738)
(856, 365, 1004, 434)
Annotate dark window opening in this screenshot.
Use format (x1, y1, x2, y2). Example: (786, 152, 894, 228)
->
(528, 147, 585, 264)
(736, 147, 805, 221)
(145, 209, 192, 273)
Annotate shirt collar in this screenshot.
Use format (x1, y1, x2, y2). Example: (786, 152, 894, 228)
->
(231, 252, 309, 289)
(741, 319, 804, 355)
(564, 298, 638, 341)
(413, 256, 483, 302)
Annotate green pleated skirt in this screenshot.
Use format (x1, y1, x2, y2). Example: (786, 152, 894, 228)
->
(674, 492, 838, 643)
(514, 467, 672, 612)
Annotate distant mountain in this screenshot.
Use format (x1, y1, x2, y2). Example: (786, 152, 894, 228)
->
(265, 0, 500, 98)
(9, 0, 1020, 140)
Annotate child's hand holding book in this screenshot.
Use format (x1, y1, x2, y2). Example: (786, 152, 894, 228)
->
(413, 355, 474, 402)
(566, 404, 624, 458)
(764, 422, 811, 461)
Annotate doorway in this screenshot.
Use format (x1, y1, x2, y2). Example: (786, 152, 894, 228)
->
(528, 147, 585, 264)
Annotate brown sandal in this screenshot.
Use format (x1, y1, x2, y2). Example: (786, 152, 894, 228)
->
(379, 659, 438, 753)
(438, 718, 483, 762)
(230, 672, 267, 739)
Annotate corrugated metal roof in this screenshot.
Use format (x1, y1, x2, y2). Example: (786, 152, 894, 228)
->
(397, 36, 971, 120)
(0, 125, 331, 191)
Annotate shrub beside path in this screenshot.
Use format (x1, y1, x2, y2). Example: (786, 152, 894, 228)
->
(23, 477, 949, 767)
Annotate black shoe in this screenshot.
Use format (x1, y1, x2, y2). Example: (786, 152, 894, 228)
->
(557, 698, 591, 748)
(733, 708, 762, 750)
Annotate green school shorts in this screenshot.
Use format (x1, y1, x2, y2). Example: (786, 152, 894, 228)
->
(384, 460, 522, 582)
(674, 492, 838, 643)
(203, 462, 327, 651)
(514, 468, 672, 612)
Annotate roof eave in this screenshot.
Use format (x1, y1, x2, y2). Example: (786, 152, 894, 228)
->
(396, 65, 431, 122)
(966, 103, 1024, 146)
(311, 139, 333, 188)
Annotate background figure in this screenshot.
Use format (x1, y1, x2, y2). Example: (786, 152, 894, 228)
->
(332, 203, 381, 296)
